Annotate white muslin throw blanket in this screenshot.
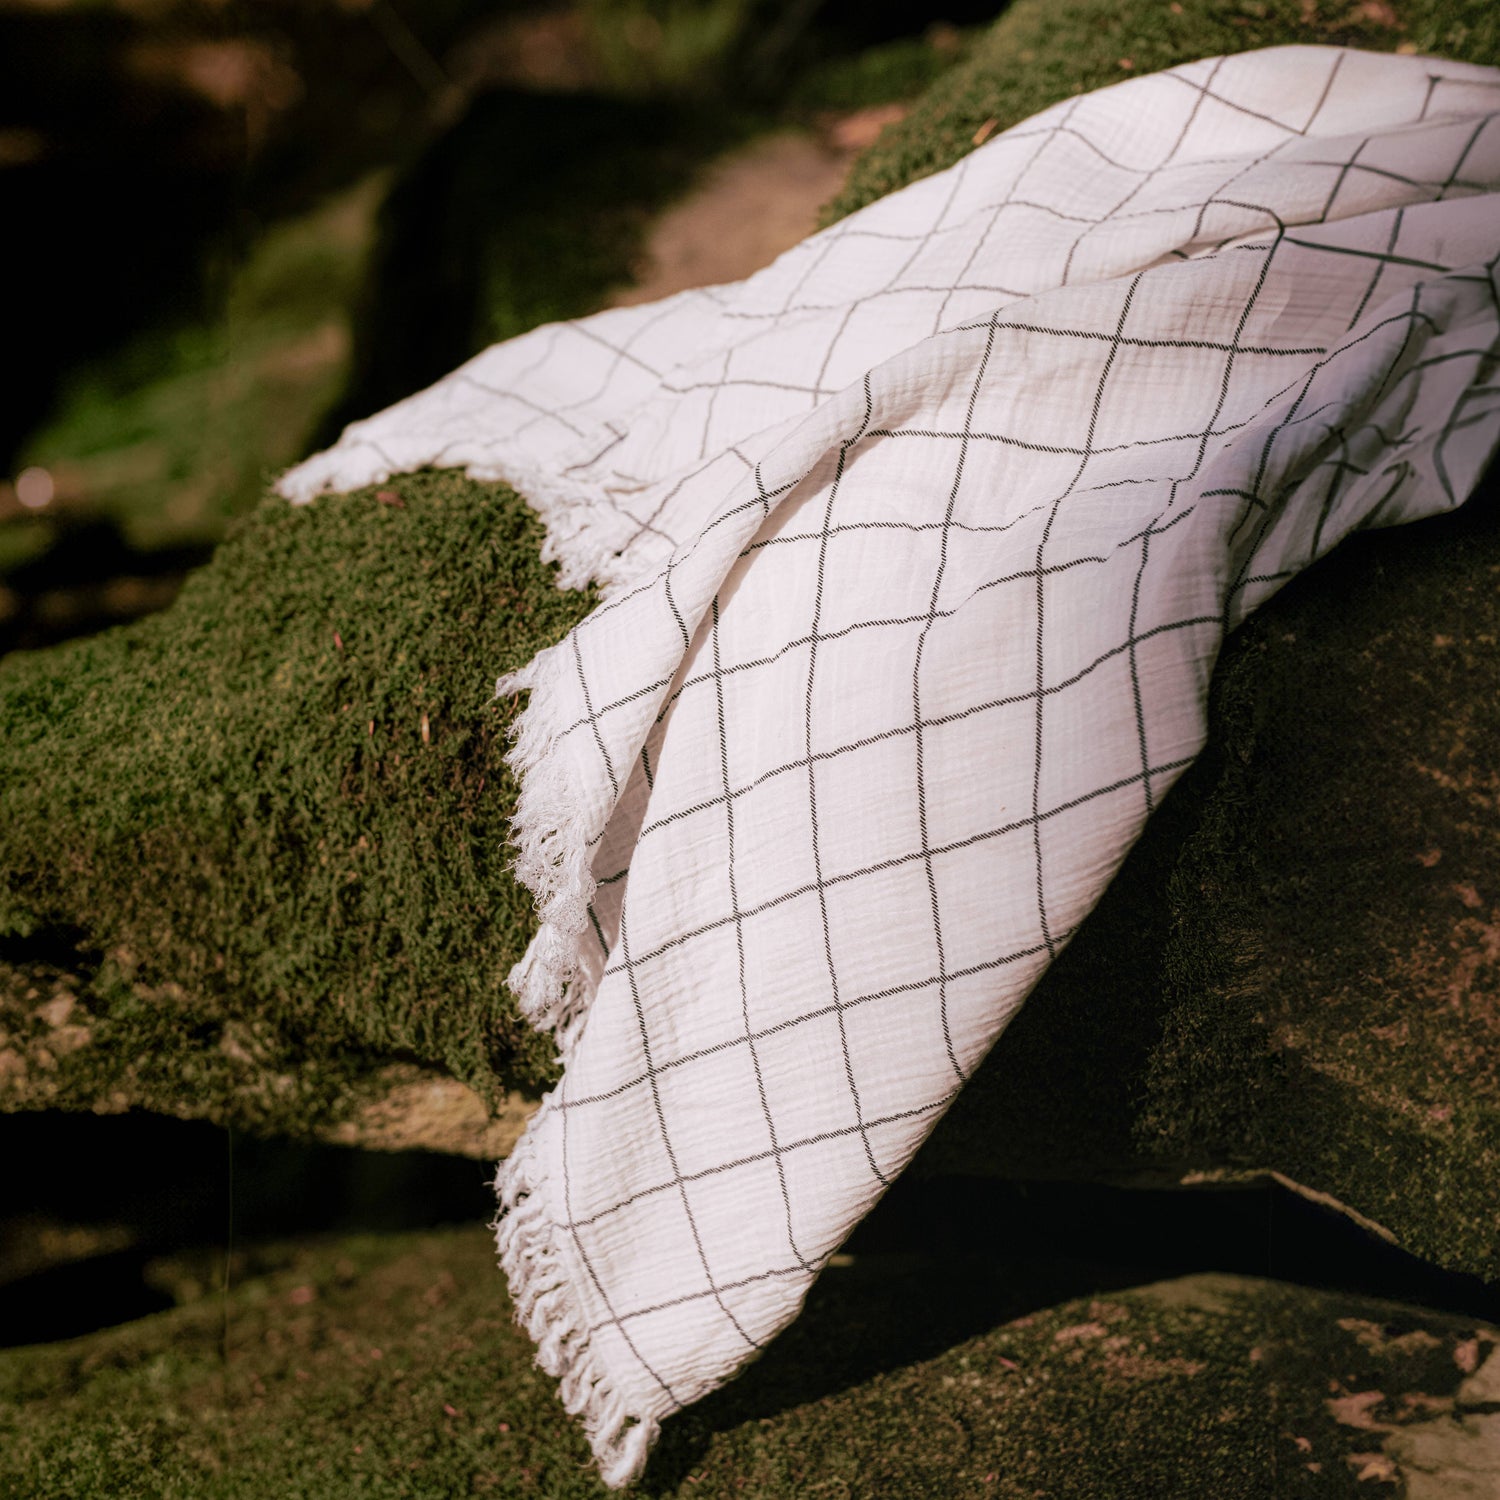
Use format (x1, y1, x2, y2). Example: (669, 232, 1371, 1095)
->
(282, 47, 1500, 1485)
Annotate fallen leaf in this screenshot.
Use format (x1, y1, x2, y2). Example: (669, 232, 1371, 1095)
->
(972, 117, 999, 146)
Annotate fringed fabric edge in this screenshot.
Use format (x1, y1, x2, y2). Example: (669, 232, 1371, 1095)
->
(494, 1128, 659, 1488)
(495, 638, 604, 1060)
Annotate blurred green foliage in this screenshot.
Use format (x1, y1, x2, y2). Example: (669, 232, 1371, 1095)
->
(788, 27, 976, 111)
(585, 0, 767, 96)
(19, 177, 384, 550)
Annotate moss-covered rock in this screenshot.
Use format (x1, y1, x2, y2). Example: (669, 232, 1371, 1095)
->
(0, 473, 594, 1131)
(921, 470, 1500, 1282)
(827, 0, 1500, 223)
(2, 0, 1498, 1282)
(3, 1223, 1496, 1498)
(821, 0, 1500, 1283)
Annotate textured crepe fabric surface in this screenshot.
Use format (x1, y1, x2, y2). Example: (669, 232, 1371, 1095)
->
(282, 46, 1500, 1485)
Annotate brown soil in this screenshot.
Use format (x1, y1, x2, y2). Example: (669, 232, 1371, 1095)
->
(611, 109, 905, 307)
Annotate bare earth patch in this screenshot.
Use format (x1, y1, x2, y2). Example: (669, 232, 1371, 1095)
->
(611, 111, 903, 307)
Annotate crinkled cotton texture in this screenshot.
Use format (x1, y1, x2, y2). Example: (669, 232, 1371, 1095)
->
(282, 47, 1500, 1486)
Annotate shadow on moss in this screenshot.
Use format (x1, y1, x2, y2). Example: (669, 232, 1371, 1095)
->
(919, 462, 1500, 1276)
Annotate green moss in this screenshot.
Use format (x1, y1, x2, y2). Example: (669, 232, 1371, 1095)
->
(1173, 476, 1500, 1272)
(0, 472, 594, 1116)
(0, 948, 388, 1136)
(18, 177, 385, 553)
(827, 0, 1500, 224)
(2, 1225, 1493, 1497)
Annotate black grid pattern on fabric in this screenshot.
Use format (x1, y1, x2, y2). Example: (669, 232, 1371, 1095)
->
(536, 63, 1500, 1396)
(278, 51, 1500, 1437)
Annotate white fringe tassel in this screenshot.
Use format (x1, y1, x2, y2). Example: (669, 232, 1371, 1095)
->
(495, 639, 606, 1058)
(494, 1128, 660, 1488)
(487, 456, 674, 1485)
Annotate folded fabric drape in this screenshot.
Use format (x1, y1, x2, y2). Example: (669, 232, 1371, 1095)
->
(282, 46, 1500, 1485)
